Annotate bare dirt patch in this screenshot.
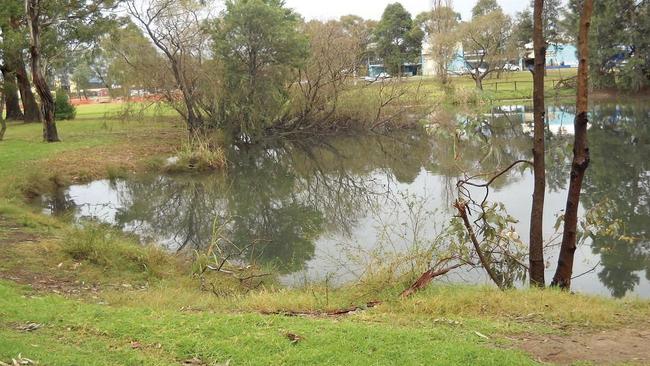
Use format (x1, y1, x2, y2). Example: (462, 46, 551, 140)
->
(0, 216, 99, 295)
(515, 326, 650, 365)
(35, 128, 182, 183)
(0, 216, 39, 246)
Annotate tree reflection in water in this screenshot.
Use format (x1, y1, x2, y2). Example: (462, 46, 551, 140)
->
(110, 133, 432, 274)
(39, 102, 650, 297)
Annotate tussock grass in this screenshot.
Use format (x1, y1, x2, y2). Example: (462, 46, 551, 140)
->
(60, 224, 177, 280)
(385, 285, 650, 329)
(172, 134, 227, 171)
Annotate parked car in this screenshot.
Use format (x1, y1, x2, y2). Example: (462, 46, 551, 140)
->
(502, 63, 521, 71)
(363, 72, 391, 82)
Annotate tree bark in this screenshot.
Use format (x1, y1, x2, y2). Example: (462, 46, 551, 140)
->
(1, 66, 25, 120)
(3, 17, 41, 123)
(15, 56, 42, 122)
(26, 0, 60, 142)
(551, 0, 593, 289)
(0, 93, 6, 140)
(529, 0, 547, 287)
(475, 76, 483, 90)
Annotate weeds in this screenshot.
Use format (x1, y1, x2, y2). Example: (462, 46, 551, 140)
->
(173, 134, 227, 171)
(60, 223, 176, 279)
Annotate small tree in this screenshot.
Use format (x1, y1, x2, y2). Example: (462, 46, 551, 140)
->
(127, 0, 213, 134)
(459, 10, 514, 90)
(54, 89, 76, 120)
(422, 0, 460, 83)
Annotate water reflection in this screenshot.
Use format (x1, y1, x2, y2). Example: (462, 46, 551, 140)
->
(40, 101, 650, 298)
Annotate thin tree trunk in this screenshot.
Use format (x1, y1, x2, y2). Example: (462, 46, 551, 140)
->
(1, 66, 24, 120)
(26, 0, 60, 142)
(15, 56, 42, 122)
(529, 0, 547, 287)
(0, 93, 6, 140)
(475, 76, 483, 90)
(551, 0, 593, 289)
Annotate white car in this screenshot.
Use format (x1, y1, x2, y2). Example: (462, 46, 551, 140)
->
(502, 63, 521, 71)
(363, 72, 391, 82)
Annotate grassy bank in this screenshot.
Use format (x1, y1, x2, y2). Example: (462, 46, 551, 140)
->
(373, 69, 578, 104)
(1, 197, 649, 364)
(0, 102, 184, 200)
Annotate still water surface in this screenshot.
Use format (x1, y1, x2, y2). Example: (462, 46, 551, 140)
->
(39, 101, 650, 298)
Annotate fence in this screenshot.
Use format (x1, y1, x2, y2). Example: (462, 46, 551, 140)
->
(482, 79, 564, 91)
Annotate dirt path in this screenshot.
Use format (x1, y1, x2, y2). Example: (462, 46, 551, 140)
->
(516, 327, 650, 365)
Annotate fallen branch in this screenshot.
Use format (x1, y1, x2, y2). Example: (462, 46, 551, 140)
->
(261, 301, 382, 317)
(454, 199, 504, 289)
(400, 263, 464, 298)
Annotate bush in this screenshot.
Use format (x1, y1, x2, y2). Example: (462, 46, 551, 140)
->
(54, 90, 77, 120)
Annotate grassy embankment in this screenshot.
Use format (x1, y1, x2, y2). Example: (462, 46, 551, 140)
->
(387, 69, 578, 104)
(4, 76, 649, 365)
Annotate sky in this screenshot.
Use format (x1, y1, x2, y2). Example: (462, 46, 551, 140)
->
(284, 0, 529, 22)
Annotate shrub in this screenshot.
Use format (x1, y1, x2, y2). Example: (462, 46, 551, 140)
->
(55, 90, 77, 120)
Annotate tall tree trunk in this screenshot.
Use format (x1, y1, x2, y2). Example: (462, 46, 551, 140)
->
(3, 18, 41, 123)
(1, 66, 25, 120)
(551, 0, 593, 289)
(0, 93, 6, 140)
(15, 56, 42, 122)
(26, 0, 60, 142)
(529, 0, 547, 287)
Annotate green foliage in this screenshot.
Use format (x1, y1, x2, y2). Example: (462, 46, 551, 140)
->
(374, 3, 423, 75)
(54, 90, 76, 120)
(471, 0, 501, 18)
(212, 0, 308, 140)
(564, 0, 650, 91)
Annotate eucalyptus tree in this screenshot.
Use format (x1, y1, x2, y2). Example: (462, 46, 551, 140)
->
(529, 0, 546, 287)
(471, 0, 501, 18)
(0, 0, 41, 122)
(24, 0, 121, 142)
(374, 3, 423, 76)
(551, 0, 594, 289)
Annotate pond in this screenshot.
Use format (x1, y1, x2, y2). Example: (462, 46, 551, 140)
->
(37, 100, 650, 298)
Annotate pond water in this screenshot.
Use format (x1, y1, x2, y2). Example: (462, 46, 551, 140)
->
(38, 100, 650, 298)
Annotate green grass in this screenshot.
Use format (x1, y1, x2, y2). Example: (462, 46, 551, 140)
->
(0, 103, 183, 199)
(0, 281, 533, 365)
(397, 69, 577, 102)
